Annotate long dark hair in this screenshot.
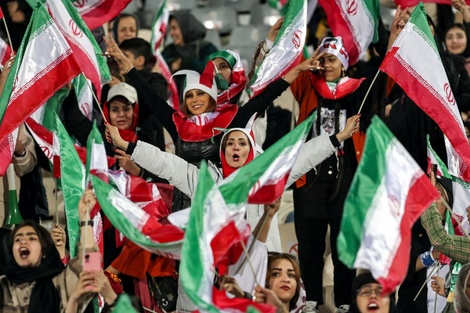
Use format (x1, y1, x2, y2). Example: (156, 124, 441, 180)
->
(266, 252, 301, 310)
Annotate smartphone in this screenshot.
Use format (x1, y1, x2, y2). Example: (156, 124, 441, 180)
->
(82, 252, 102, 272)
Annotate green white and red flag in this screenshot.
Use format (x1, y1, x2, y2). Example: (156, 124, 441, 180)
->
(71, 0, 131, 30)
(0, 2, 81, 143)
(242, 114, 314, 204)
(72, 75, 94, 121)
(55, 113, 86, 258)
(150, 0, 179, 109)
(0, 129, 18, 176)
(180, 162, 275, 313)
(47, 0, 110, 100)
(91, 174, 185, 259)
(0, 36, 13, 66)
(247, 0, 307, 98)
(337, 116, 440, 295)
(318, 0, 380, 65)
(108, 170, 171, 220)
(379, 2, 470, 182)
(86, 121, 109, 184)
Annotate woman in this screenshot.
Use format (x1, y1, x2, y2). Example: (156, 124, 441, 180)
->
(250, 252, 303, 313)
(349, 272, 396, 313)
(0, 189, 97, 312)
(112, 13, 139, 45)
(105, 35, 325, 211)
(162, 11, 218, 75)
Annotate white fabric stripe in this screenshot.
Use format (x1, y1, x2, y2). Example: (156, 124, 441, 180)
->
(353, 138, 424, 277)
(90, 142, 108, 173)
(48, 0, 102, 83)
(248, 139, 303, 195)
(335, 0, 374, 59)
(393, 23, 464, 134)
(107, 188, 150, 231)
(74, 0, 104, 15)
(10, 23, 72, 104)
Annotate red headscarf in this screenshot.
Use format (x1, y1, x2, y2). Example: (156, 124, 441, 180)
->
(219, 125, 257, 178)
(103, 98, 140, 143)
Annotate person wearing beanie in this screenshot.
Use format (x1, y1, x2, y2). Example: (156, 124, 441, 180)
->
(349, 272, 397, 313)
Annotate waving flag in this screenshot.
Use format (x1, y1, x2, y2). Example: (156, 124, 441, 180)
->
(247, 0, 307, 98)
(318, 0, 380, 65)
(47, 0, 110, 100)
(0, 129, 18, 176)
(55, 113, 86, 258)
(180, 162, 274, 313)
(150, 0, 179, 109)
(72, 0, 131, 30)
(246, 114, 314, 204)
(338, 116, 440, 295)
(379, 2, 470, 182)
(0, 37, 12, 66)
(92, 175, 185, 259)
(0, 2, 80, 156)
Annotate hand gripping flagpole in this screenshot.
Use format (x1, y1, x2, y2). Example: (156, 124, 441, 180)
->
(357, 70, 382, 115)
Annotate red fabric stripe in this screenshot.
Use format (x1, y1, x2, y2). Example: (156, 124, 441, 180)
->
(0, 133, 14, 176)
(377, 174, 439, 295)
(380, 48, 470, 181)
(212, 287, 276, 313)
(140, 216, 185, 243)
(248, 173, 290, 204)
(79, 0, 132, 30)
(318, 0, 360, 65)
(0, 54, 80, 143)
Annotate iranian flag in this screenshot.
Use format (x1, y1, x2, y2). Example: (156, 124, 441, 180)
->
(47, 0, 110, 100)
(55, 113, 86, 258)
(72, 0, 131, 30)
(245, 114, 314, 204)
(180, 162, 274, 313)
(0, 2, 81, 144)
(0, 128, 18, 176)
(337, 116, 440, 295)
(108, 170, 170, 220)
(379, 2, 470, 182)
(150, 0, 179, 109)
(318, 0, 379, 65)
(0, 36, 12, 66)
(247, 0, 307, 98)
(73, 74, 94, 121)
(92, 175, 184, 259)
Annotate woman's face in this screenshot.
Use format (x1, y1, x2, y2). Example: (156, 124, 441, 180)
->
(319, 53, 344, 82)
(109, 99, 134, 130)
(267, 258, 298, 305)
(169, 19, 184, 46)
(12, 226, 43, 268)
(356, 283, 390, 313)
(185, 89, 213, 115)
(213, 57, 232, 85)
(224, 130, 251, 169)
(117, 16, 137, 44)
(445, 27, 467, 55)
(465, 273, 470, 300)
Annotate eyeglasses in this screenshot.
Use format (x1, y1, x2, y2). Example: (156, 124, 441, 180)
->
(357, 286, 383, 297)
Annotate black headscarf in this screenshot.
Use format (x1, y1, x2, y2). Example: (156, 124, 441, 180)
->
(3, 220, 65, 313)
(169, 11, 207, 59)
(349, 272, 397, 313)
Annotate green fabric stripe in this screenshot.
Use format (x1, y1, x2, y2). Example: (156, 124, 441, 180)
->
(361, 0, 380, 43)
(55, 113, 85, 258)
(180, 162, 219, 313)
(410, 2, 439, 56)
(338, 116, 394, 267)
(113, 294, 139, 312)
(43, 87, 70, 130)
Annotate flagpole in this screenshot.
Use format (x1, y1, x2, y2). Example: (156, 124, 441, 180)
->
(357, 70, 381, 115)
(54, 177, 60, 224)
(231, 206, 273, 282)
(81, 73, 108, 123)
(1, 16, 14, 56)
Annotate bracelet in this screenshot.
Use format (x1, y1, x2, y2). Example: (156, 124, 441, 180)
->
(420, 251, 435, 267)
(122, 65, 134, 75)
(79, 220, 94, 227)
(104, 269, 122, 283)
(14, 149, 26, 157)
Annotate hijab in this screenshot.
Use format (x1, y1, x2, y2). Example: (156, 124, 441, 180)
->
(219, 127, 256, 178)
(3, 220, 64, 313)
(454, 263, 470, 313)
